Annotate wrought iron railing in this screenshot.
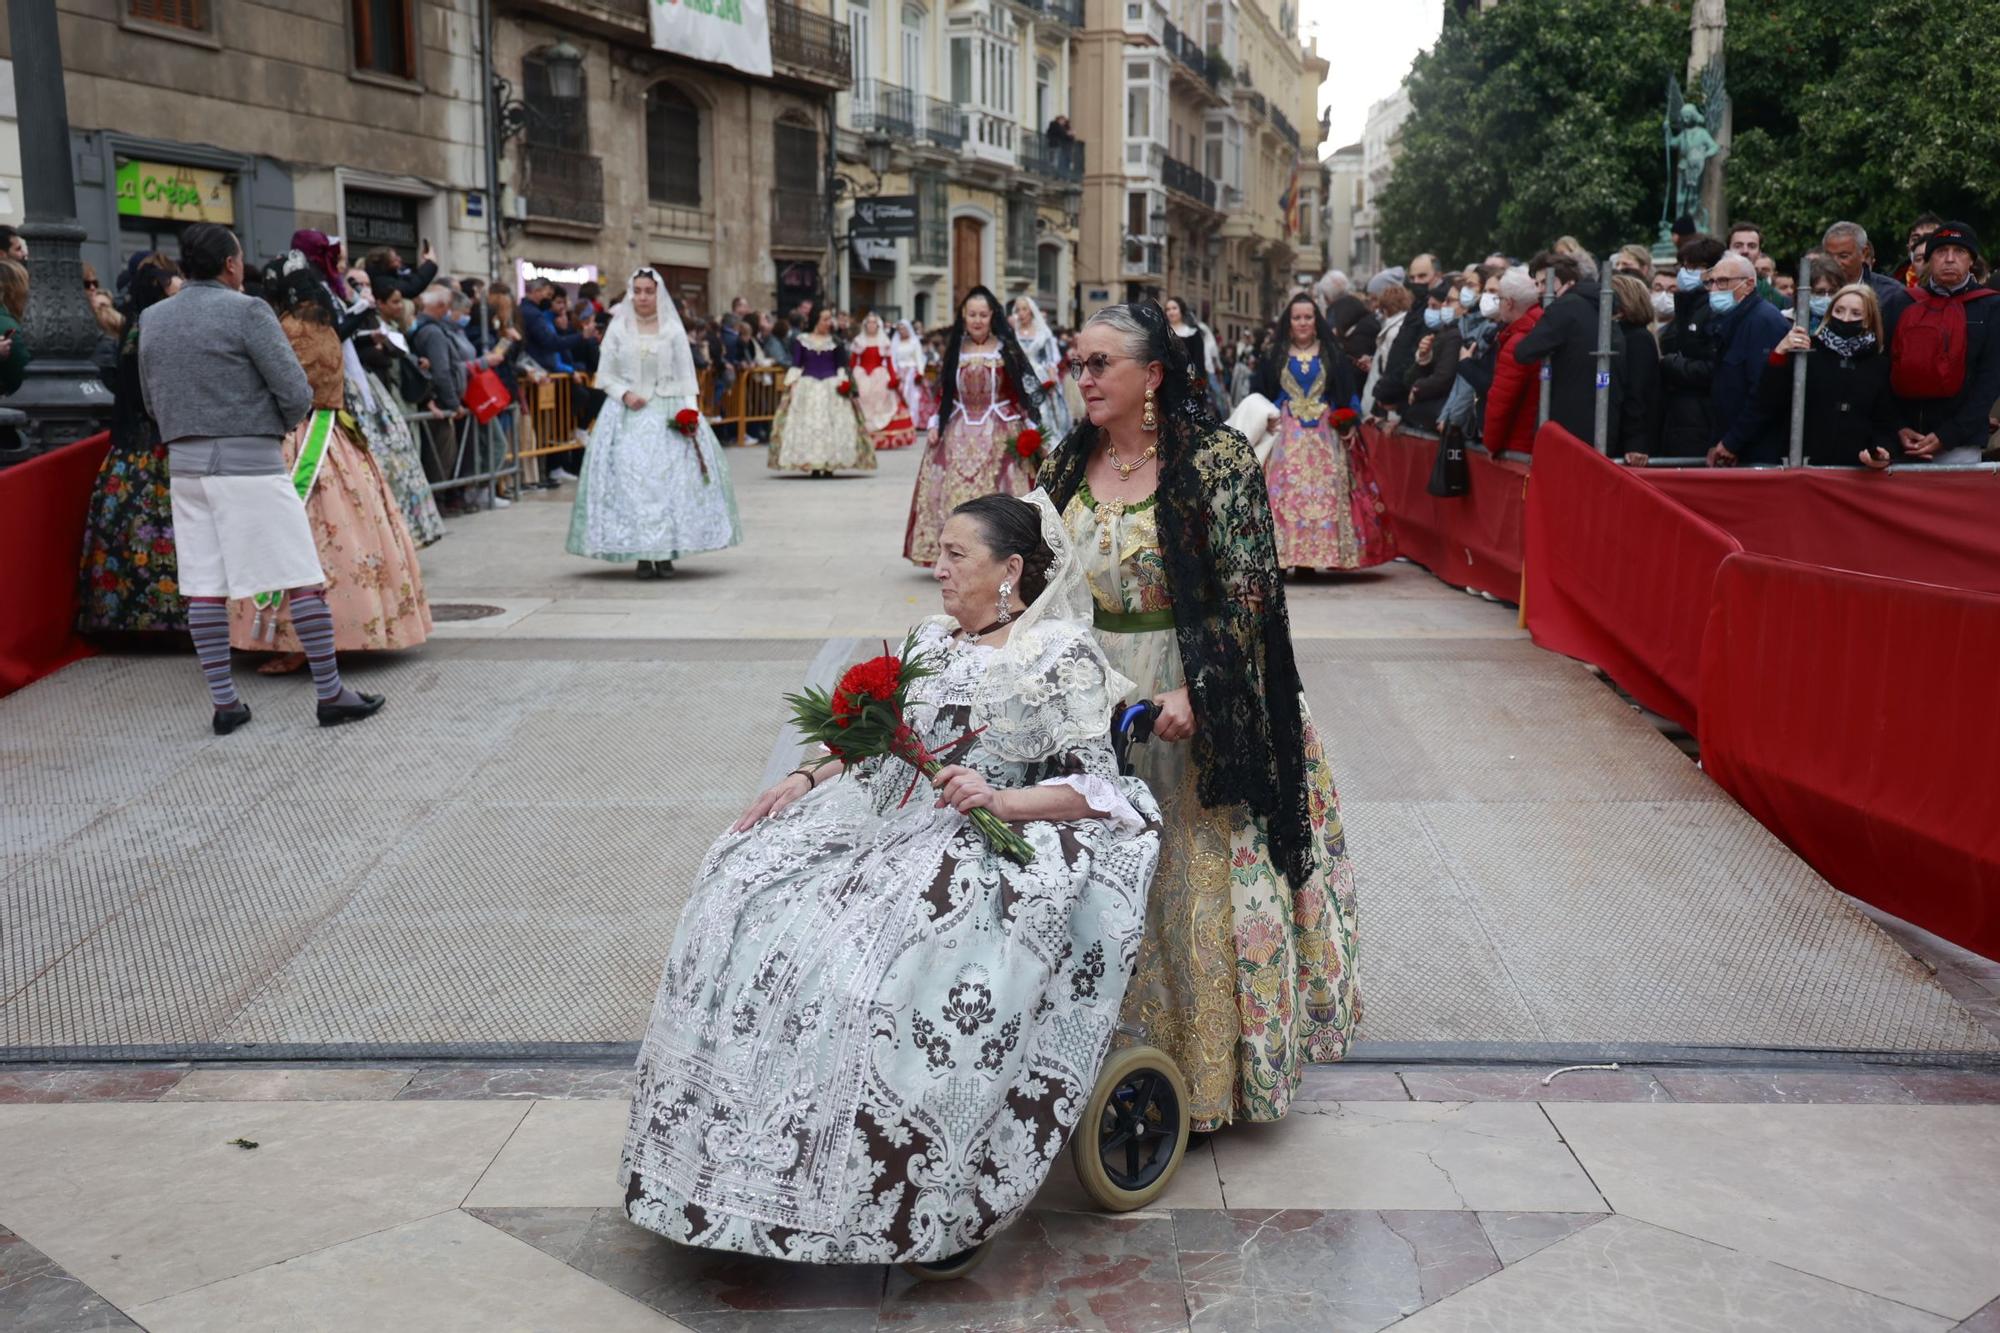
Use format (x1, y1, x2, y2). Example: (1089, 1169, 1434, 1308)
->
(1020, 136, 1083, 184)
(920, 96, 966, 151)
(771, 187, 828, 249)
(521, 144, 604, 227)
(1272, 106, 1299, 149)
(852, 79, 917, 138)
(769, 0, 853, 87)
(1162, 154, 1218, 208)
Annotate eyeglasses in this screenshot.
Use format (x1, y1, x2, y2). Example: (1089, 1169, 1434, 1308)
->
(1702, 277, 1744, 291)
(1065, 353, 1140, 382)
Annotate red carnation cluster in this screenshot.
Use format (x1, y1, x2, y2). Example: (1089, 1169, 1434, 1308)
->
(1332, 406, 1360, 431)
(671, 407, 701, 436)
(1014, 427, 1042, 460)
(836, 379, 854, 397)
(832, 654, 902, 716)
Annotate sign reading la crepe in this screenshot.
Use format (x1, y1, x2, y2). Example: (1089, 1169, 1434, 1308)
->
(850, 196, 919, 239)
(651, 0, 772, 79)
(116, 160, 234, 223)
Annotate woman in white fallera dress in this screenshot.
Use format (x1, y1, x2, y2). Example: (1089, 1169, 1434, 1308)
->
(1011, 295, 1072, 437)
(565, 268, 742, 578)
(620, 490, 1162, 1267)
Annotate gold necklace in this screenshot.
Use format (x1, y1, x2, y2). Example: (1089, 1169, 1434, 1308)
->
(1106, 441, 1157, 480)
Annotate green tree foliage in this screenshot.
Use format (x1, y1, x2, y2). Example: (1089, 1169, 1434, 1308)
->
(1377, 0, 1685, 265)
(1379, 0, 2000, 267)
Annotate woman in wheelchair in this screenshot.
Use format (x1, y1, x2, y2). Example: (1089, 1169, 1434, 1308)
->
(1041, 299, 1363, 1134)
(621, 492, 1166, 1270)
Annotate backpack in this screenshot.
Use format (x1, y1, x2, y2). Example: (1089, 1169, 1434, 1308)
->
(1891, 288, 1997, 399)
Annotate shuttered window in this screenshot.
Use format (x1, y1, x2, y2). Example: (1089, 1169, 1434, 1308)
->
(647, 85, 701, 207)
(352, 0, 416, 80)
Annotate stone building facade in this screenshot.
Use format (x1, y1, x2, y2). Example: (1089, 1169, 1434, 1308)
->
(491, 0, 849, 316)
(4, 0, 492, 281)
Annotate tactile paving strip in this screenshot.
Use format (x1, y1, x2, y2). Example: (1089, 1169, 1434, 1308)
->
(2, 639, 1993, 1056)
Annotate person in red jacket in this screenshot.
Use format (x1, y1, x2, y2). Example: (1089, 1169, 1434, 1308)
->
(1481, 268, 1546, 456)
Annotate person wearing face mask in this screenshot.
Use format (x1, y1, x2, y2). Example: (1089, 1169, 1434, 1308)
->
(1400, 282, 1463, 433)
(1746, 284, 1897, 468)
(1888, 222, 2000, 465)
(1480, 267, 1547, 457)
(1434, 269, 1503, 452)
(1657, 236, 1727, 457)
(1700, 252, 1791, 467)
(1371, 252, 1441, 415)
(1513, 252, 1625, 450)
(1360, 283, 1411, 413)
(1793, 256, 1845, 333)
(1820, 221, 1912, 338)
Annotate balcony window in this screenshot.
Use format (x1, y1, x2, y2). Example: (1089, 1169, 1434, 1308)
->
(913, 171, 948, 267)
(948, 13, 1017, 118)
(849, 0, 873, 86)
(1036, 242, 1059, 298)
(1035, 59, 1052, 131)
(775, 116, 820, 185)
(902, 6, 925, 97)
(647, 85, 701, 208)
(352, 0, 415, 79)
(523, 48, 589, 151)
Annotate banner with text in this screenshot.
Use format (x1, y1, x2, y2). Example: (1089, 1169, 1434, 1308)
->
(650, 0, 772, 79)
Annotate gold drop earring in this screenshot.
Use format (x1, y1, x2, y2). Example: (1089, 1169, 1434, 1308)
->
(1141, 387, 1158, 433)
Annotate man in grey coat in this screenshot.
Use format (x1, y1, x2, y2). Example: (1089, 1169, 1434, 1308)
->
(139, 222, 384, 734)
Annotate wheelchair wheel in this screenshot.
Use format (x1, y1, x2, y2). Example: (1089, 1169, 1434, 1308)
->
(900, 1240, 992, 1282)
(1071, 1044, 1190, 1212)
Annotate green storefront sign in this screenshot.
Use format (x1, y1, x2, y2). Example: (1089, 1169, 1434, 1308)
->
(116, 160, 234, 223)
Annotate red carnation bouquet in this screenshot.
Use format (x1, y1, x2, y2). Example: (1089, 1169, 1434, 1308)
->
(1332, 406, 1360, 436)
(671, 407, 701, 437)
(1012, 425, 1043, 461)
(784, 633, 1036, 864)
(835, 377, 854, 398)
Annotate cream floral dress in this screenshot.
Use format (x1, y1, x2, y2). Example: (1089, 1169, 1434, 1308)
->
(1064, 480, 1360, 1131)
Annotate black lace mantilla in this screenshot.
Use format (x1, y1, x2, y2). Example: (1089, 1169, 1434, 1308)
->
(935, 285, 1048, 430)
(1041, 324, 1316, 889)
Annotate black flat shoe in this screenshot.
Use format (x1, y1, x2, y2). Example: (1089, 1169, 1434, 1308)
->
(317, 692, 385, 728)
(212, 702, 252, 735)
(635, 561, 654, 580)
(656, 560, 675, 578)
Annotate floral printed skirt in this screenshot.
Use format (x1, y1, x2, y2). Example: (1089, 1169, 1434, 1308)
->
(1264, 414, 1396, 572)
(228, 419, 432, 653)
(1097, 623, 1361, 1131)
(768, 375, 876, 472)
(75, 429, 186, 633)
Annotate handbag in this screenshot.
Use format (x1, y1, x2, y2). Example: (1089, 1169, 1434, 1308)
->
(1427, 425, 1470, 498)
(463, 362, 513, 424)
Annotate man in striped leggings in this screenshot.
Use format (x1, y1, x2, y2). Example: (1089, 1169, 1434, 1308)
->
(137, 222, 386, 734)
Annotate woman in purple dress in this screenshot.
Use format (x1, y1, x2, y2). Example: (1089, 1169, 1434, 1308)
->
(769, 302, 876, 476)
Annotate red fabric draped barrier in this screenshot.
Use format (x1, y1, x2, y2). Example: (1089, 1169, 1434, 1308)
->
(1523, 424, 1740, 730)
(0, 432, 110, 697)
(1362, 422, 1529, 601)
(1699, 555, 2000, 960)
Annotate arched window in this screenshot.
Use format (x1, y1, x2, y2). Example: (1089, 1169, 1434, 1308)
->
(647, 84, 701, 207)
(522, 49, 588, 151)
(775, 115, 820, 186)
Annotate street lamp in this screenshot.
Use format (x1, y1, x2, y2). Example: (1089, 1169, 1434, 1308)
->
(543, 39, 585, 101)
(493, 40, 587, 145)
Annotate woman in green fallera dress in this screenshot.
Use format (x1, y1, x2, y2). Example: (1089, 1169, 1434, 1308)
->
(1039, 300, 1360, 1132)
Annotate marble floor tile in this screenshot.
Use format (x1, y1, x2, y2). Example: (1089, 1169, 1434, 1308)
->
(132, 1209, 688, 1332)
(1394, 1215, 1950, 1332)
(464, 1099, 627, 1208)
(0, 1068, 184, 1104)
(161, 1067, 413, 1102)
(1957, 1295, 2000, 1332)
(0, 1226, 139, 1332)
(879, 1210, 1185, 1333)
(1655, 1069, 1919, 1104)
(1473, 1210, 1607, 1265)
(0, 1100, 527, 1309)
(477, 1206, 884, 1330)
(396, 1065, 637, 1101)
(1547, 1103, 2000, 1320)
(1032, 1137, 1225, 1213)
(1213, 1101, 1605, 1213)
(1177, 1209, 1497, 1333)
(1400, 1066, 1669, 1103)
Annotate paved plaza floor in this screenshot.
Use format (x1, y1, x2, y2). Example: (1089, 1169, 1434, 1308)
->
(5, 443, 2000, 1328)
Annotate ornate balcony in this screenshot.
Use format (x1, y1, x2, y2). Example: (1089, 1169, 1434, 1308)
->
(920, 97, 966, 152)
(1162, 153, 1218, 210)
(1272, 106, 1300, 150)
(771, 187, 828, 250)
(769, 0, 853, 89)
(851, 79, 917, 138)
(521, 143, 604, 229)
(1020, 136, 1083, 185)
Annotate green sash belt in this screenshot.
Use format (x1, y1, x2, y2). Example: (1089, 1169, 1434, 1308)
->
(252, 409, 336, 618)
(1093, 606, 1176, 633)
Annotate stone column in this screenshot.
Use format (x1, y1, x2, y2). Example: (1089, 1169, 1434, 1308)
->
(4, 0, 112, 461)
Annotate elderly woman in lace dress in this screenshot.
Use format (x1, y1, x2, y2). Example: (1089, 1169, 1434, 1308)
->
(622, 492, 1162, 1268)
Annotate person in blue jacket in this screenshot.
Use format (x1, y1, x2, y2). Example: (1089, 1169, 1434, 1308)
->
(1701, 253, 1790, 466)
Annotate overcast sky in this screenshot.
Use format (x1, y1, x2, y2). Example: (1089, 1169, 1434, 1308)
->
(1305, 0, 1445, 154)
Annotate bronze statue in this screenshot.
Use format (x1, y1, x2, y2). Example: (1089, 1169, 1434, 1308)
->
(1663, 64, 1728, 237)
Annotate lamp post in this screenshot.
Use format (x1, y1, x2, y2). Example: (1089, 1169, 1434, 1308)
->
(3, 0, 111, 462)
(831, 138, 890, 311)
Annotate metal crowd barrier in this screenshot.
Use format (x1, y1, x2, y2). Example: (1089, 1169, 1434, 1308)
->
(399, 402, 522, 508)
(700, 364, 789, 442)
(516, 374, 585, 483)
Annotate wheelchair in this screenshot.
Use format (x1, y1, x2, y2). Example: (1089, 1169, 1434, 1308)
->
(905, 701, 1190, 1281)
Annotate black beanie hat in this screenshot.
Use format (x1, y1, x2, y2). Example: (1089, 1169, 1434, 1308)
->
(1925, 221, 1979, 261)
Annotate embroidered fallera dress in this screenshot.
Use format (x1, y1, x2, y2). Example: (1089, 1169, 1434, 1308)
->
(769, 336, 876, 473)
(620, 616, 1162, 1264)
(567, 322, 742, 563)
(76, 322, 185, 633)
(228, 315, 431, 653)
(1262, 352, 1395, 571)
(902, 349, 1035, 565)
(347, 364, 445, 548)
(1062, 481, 1361, 1131)
(851, 334, 915, 449)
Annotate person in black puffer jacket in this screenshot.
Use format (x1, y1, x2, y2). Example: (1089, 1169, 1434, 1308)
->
(1749, 283, 1899, 468)
(1610, 274, 1661, 460)
(1399, 282, 1463, 433)
(1657, 235, 1726, 457)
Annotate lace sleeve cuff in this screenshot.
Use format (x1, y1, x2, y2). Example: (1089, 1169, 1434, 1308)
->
(1038, 774, 1146, 833)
